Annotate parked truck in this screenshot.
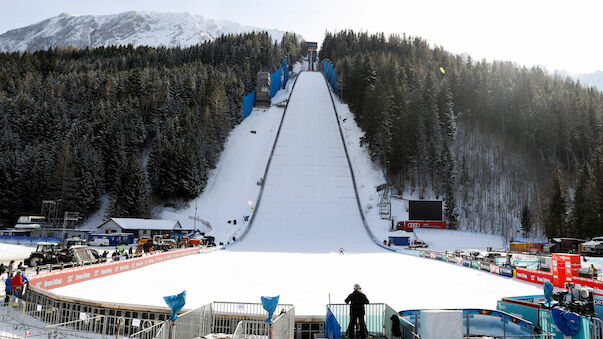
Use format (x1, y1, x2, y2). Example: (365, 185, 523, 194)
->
(582, 236, 603, 256)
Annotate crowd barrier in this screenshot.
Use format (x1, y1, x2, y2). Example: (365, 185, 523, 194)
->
(29, 247, 202, 290)
(242, 59, 290, 119)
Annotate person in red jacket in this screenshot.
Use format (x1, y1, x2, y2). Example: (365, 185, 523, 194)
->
(11, 271, 25, 299)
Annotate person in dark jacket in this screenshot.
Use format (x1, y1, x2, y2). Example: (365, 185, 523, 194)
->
(0, 263, 5, 276)
(390, 314, 402, 338)
(4, 273, 12, 304)
(345, 284, 369, 339)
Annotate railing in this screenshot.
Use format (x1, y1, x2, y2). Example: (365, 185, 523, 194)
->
(233, 320, 271, 339)
(592, 317, 603, 339)
(272, 306, 295, 339)
(130, 302, 294, 339)
(43, 315, 111, 338)
(328, 303, 389, 337)
(400, 309, 554, 338)
(398, 316, 420, 339)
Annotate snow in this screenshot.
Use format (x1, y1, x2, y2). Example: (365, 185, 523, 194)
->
(233, 72, 377, 253)
(52, 250, 543, 316)
(155, 72, 297, 242)
(53, 71, 543, 316)
(0, 11, 296, 53)
(0, 243, 35, 265)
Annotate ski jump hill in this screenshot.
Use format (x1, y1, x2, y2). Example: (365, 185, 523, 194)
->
(233, 71, 380, 253)
(49, 70, 542, 315)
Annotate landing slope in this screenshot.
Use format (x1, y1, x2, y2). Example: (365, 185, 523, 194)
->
(234, 72, 378, 253)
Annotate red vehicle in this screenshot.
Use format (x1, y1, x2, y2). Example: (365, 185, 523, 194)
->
(529, 243, 544, 254)
(396, 221, 447, 232)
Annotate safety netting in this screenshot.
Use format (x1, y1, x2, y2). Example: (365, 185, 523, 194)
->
(270, 67, 282, 98)
(322, 60, 339, 94)
(243, 90, 256, 119)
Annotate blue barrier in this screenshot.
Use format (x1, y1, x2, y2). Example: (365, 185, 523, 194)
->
(283, 59, 289, 89)
(242, 60, 288, 120)
(243, 90, 256, 119)
(270, 67, 282, 98)
(322, 60, 339, 94)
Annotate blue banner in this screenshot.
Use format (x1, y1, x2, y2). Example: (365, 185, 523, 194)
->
(261, 296, 280, 323)
(283, 59, 289, 89)
(243, 90, 255, 119)
(326, 307, 341, 339)
(164, 290, 187, 322)
(270, 67, 282, 98)
(322, 60, 339, 94)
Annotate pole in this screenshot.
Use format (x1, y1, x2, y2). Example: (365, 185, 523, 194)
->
(194, 198, 198, 231)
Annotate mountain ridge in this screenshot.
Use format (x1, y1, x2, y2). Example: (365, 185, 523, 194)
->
(0, 11, 291, 52)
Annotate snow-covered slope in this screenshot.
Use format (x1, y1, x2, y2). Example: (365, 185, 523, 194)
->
(0, 11, 290, 52)
(233, 72, 379, 253)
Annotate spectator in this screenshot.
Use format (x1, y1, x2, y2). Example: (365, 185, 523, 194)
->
(345, 284, 369, 339)
(11, 271, 25, 299)
(4, 273, 12, 304)
(7, 260, 14, 275)
(0, 263, 5, 277)
(390, 315, 402, 339)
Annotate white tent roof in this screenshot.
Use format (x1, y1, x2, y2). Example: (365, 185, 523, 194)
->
(101, 218, 185, 231)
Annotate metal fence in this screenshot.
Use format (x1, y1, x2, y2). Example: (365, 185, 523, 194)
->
(401, 309, 554, 339)
(131, 301, 294, 339)
(593, 317, 603, 339)
(328, 303, 388, 337)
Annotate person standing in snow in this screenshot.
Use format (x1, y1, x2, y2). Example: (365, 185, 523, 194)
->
(390, 314, 402, 339)
(7, 260, 14, 275)
(11, 271, 25, 299)
(4, 273, 12, 304)
(340, 248, 344, 255)
(0, 263, 5, 277)
(345, 284, 369, 339)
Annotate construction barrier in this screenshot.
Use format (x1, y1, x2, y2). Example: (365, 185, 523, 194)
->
(29, 247, 201, 290)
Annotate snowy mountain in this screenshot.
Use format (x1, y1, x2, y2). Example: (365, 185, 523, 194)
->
(556, 69, 603, 91)
(0, 11, 290, 52)
(576, 71, 603, 91)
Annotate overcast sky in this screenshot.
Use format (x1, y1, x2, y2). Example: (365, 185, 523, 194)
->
(0, 0, 601, 74)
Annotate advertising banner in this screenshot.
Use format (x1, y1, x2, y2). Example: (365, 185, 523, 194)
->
(515, 267, 552, 285)
(490, 264, 500, 275)
(572, 277, 603, 296)
(30, 247, 203, 290)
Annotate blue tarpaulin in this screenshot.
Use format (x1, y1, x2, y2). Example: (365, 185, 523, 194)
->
(551, 307, 581, 336)
(544, 281, 554, 307)
(164, 290, 187, 322)
(243, 90, 255, 119)
(322, 60, 339, 94)
(270, 67, 282, 98)
(283, 59, 289, 89)
(326, 307, 341, 339)
(261, 296, 280, 323)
